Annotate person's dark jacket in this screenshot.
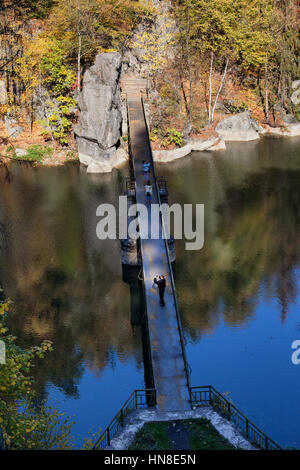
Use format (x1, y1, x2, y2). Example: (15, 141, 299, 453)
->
(154, 277, 166, 293)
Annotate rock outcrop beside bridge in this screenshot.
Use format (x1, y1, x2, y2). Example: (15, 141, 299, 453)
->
(215, 111, 262, 141)
(152, 136, 226, 163)
(75, 52, 127, 173)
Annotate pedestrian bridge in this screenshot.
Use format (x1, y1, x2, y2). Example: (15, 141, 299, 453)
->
(122, 77, 191, 412)
(93, 77, 282, 448)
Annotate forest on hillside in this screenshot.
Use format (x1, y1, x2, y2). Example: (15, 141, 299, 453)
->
(0, 0, 299, 151)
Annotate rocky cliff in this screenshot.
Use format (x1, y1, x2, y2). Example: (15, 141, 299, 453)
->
(75, 52, 127, 173)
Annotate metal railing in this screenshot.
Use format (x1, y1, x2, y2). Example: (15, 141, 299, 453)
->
(93, 388, 156, 450)
(157, 176, 168, 191)
(141, 97, 192, 393)
(126, 100, 157, 390)
(190, 386, 282, 450)
(125, 176, 136, 198)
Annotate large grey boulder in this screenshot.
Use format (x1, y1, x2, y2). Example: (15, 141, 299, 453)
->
(75, 52, 123, 173)
(291, 79, 300, 105)
(216, 111, 261, 141)
(4, 115, 24, 138)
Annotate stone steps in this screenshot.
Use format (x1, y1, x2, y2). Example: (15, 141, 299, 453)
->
(121, 76, 148, 95)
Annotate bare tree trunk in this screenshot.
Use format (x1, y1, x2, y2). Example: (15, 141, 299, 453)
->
(265, 59, 269, 122)
(211, 58, 229, 123)
(185, 5, 192, 133)
(77, 31, 81, 86)
(208, 51, 214, 126)
(30, 96, 34, 134)
(76, 0, 81, 87)
(179, 69, 189, 116)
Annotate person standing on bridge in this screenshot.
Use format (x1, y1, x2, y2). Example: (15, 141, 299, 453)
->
(154, 275, 166, 306)
(143, 160, 150, 181)
(145, 180, 152, 205)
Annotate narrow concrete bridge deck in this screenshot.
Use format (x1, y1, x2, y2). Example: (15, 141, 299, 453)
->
(125, 84, 191, 412)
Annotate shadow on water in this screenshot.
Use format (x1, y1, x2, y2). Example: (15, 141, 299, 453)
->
(122, 264, 155, 391)
(0, 160, 146, 446)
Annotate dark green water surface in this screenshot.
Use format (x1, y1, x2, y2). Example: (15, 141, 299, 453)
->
(1, 135, 300, 448)
(159, 136, 300, 449)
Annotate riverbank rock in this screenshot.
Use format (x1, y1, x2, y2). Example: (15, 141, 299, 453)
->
(266, 122, 300, 137)
(291, 80, 300, 105)
(75, 52, 123, 173)
(15, 148, 27, 157)
(86, 147, 128, 173)
(152, 136, 226, 163)
(216, 111, 261, 141)
(190, 136, 226, 152)
(153, 143, 191, 163)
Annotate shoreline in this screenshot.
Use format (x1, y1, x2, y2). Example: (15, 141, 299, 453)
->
(0, 147, 79, 168)
(1, 130, 300, 171)
(153, 122, 300, 164)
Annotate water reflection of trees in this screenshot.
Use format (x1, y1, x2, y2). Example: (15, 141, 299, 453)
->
(0, 162, 142, 399)
(175, 168, 300, 339)
(1, 159, 300, 396)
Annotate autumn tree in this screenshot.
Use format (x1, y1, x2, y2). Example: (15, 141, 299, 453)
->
(47, 0, 149, 78)
(273, 0, 300, 112)
(1, 0, 150, 144)
(0, 300, 74, 449)
(132, 3, 175, 93)
(173, 0, 276, 126)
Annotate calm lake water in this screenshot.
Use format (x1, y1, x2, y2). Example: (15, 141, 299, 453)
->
(0, 136, 300, 448)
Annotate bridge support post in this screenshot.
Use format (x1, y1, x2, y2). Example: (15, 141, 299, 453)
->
(246, 419, 249, 438)
(265, 436, 268, 450)
(134, 391, 137, 409)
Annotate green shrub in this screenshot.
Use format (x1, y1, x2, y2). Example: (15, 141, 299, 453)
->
(223, 100, 249, 114)
(165, 128, 183, 147)
(12, 145, 54, 162)
(39, 95, 76, 146)
(5, 146, 15, 157)
(66, 150, 79, 161)
(0, 300, 74, 449)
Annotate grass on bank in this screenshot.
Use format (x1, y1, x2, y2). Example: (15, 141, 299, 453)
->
(5, 144, 54, 162)
(128, 422, 173, 450)
(187, 418, 237, 450)
(3, 144, 78, 164)
(128, 418, 237, 451)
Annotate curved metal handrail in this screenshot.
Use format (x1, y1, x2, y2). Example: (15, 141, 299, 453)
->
(190, 385, 282, 450)
(93, 388, 156, 450)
